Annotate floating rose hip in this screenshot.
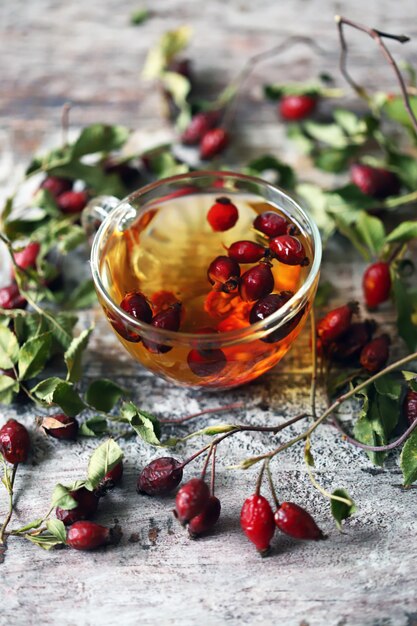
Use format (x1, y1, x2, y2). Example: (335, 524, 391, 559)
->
(66, 521, 121, 551)
(0, 419, 30, 464)
(182, 111, 221, 145)
(0, 284, 27, 310)
(207, 197, 239, 232)
(350, 163, 401, 199)
(187, 347, 227, 377)
(279, 94, 317, 121)
(57, 190, 89, 214)
(249, 291, 304, 343)
(40, 176, 72, 198)
(188, 495, 221, 538)
(142, 302, 182, 354)
(269, 235, 309, 266)
(253, 211, 288, 238)
(200, 128, 229, 160)
(137, 457, 183, 496)
(56, 487, 99, 526)
(239, 262, 274, 302)
(404, 389, 417, 426)
(174, 478, 210, 526)
(274, 502, 325, 540)
(240, 494, 275, 556)
(226, 240, 267, 264)
(360, 334, 390, 373)
(316, 302, 359, 346)
(363, 262, 391, 309)
(120, 291, 153, 323)
(207, 255, 241, 293)
(42, 414, 79, 441)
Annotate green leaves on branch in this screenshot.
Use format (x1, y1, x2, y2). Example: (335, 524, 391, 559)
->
(142, 25, 192, 78)
(244, 155, 296, 190)
(85, 439, 124, 490)
(85, 379, 126, 412)
(331, 489, 356, 530)
(400, 431, 417, 486)
(120, 401, 162, 445)
(392, 274, 417, 352)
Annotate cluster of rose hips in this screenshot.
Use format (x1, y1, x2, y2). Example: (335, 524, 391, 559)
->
(317, 301, 390, 373)
(40, 175, 89, 215)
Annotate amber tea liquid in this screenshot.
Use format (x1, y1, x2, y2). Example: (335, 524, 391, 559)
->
(99, 192, 314, 389)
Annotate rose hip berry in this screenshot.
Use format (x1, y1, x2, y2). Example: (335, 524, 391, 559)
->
(239, 262, 274, 302)
(350, 163, 401, 199)
(66, 521, 121, 551)
(187, 347, 227, 377)
(0, 419, 30, 464)
(174, 478, 210, 526)
(42, 414, 79, 441)
(207, 197, 239, 232)
(279, 94, 317, 121)
(360, 334, 390, 373)
(327, 320, 376, 363)
(188, 495, 221, 538)
(227, 240, 267, 264)
(120, 291, 153, 323)
(316, 302, 359, 346)
(207, 255, 241, 293)
(404, 389, 417, 426)
(363, 262, 391, 309)
(40, 176, 72, 198)
(95, 461, 124, 497)
(182, 111, 221, 145)
(253, 211, 288, 238)
(57, 190, 89, 214)
(137, 457, 183, 496)
(56, 487, 99, 526)
(200, 128, 229, 160)
(143, 302, 182, 354)
(13, 242, 40, 272)
(269, 235, 309, 266)
(274, 502, 325, 540)
(249, 291, 304, 343)
(240, 494, 275, 555)
(0, 284, 27, 310)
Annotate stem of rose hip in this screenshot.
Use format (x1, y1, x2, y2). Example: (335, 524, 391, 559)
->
(159, 402, 245, 424)
(265, 460, 279, 508)
(0, 464, 18, 544)
(384, 190, 417, 209)
(335, 16, 417, 134)
(201, 444, 214, 480)
(255, 461, 267, 496)
(211, 446, 217, 496)
(303, 437, 353, 506)
(330, 414, 417, 452)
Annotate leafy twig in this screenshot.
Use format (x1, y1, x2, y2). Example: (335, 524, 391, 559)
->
(0, 464, 18, 544)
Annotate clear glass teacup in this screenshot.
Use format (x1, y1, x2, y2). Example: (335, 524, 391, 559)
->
(85, 171, 321, 390)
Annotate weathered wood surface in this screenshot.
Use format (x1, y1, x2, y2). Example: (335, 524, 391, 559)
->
(1, 1, 417, 625)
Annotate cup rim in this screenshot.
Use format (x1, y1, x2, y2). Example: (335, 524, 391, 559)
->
(90, 170, 322, 347)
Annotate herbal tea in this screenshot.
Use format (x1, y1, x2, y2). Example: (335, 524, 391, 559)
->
(98, 191, 315, 389)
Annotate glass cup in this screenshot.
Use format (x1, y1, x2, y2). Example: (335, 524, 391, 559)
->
(84, 171, 321, 390)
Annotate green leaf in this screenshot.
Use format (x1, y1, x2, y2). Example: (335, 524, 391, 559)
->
(142, 25, 192, 78)
(131, 7, 150, 25)
(50, 162, 125, 197)
(12, 518, 44, 534)
(326, 184, 376, 216)
(50, 483, 79, 510)
(18, 332, 52, 380)
(146, 150, 189, 179)
(400, 430, 417, 486)
(0, 326, 19, 370)
(382, 95, 417, 133)
(392, 275, 417, 352)
(56, 225, 86, 254)
(46, 519, 67, 543)
(374, 374, 402, 400)
(331, 488, 356, 530)
(86, 439, 123, 489)
(386, 221, 417, 244)
(333, 109, 362, 135)
(0, 374, 19, 405)
(303, 121, 348, 148)
(264, 82, 321, 100)
(314, 145, 358, 173)
(32, 377, 86, 416)
(296, 183, 335, 242)
(71, 124, 130, 159)
(121, 401, 161, 445)
(64, 325, 94, 383)
(244, 155, 296, 189)
(66, 279, 97, 310)
(355, 212, 386, 257)
(386, 151, 417, 189)
(200, 424, 236, 436)
(25, 532, 65, 551)
(32, 189, 60, 217)
(79, 416, 109, 437)
(85, 379, 126, 412)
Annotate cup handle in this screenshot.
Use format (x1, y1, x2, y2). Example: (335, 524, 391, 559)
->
(81, 195, 120, 245)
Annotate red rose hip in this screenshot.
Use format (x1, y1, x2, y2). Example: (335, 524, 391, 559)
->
(120, 291, 153, 323)
(207, 255, 241, 293)
(226, 240, 266, 264)
(181, 111, 221, 145)
(363, 262, 391, 309)
(279, 94, 317, 121)
(57, 190, 89, 214)
(42, 414, 79, 440)
(404, 389, 417, 426)
(56, 487, 99, 526)
(142, 302, 182, 354)
(66, 521, 118, 551)
(188, 495, 221, 538)
(360, 334, 390, 373)
(240, 494, 275, 555)
(0, 419, 30, 464)
(0, 284, 27, 310)
(174, 478, 210, 525)
(187, 348, 227, 377)
(207, 197, 239, 232)
(200, 128, 229, 160)
(274, 502, 325, 540)
(13, 242, 40, 272)
(253, 211, 288, 238)
(350, 164, 401, 199)
(137, 457, 183, 496)
(316, 302, 359, 346)
(239, 263, 274, 302)
(40, 176, 72, 198)
(269, 235, 309, 266)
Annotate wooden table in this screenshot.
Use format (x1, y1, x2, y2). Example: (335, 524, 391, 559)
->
(1, 2, 417, 625)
